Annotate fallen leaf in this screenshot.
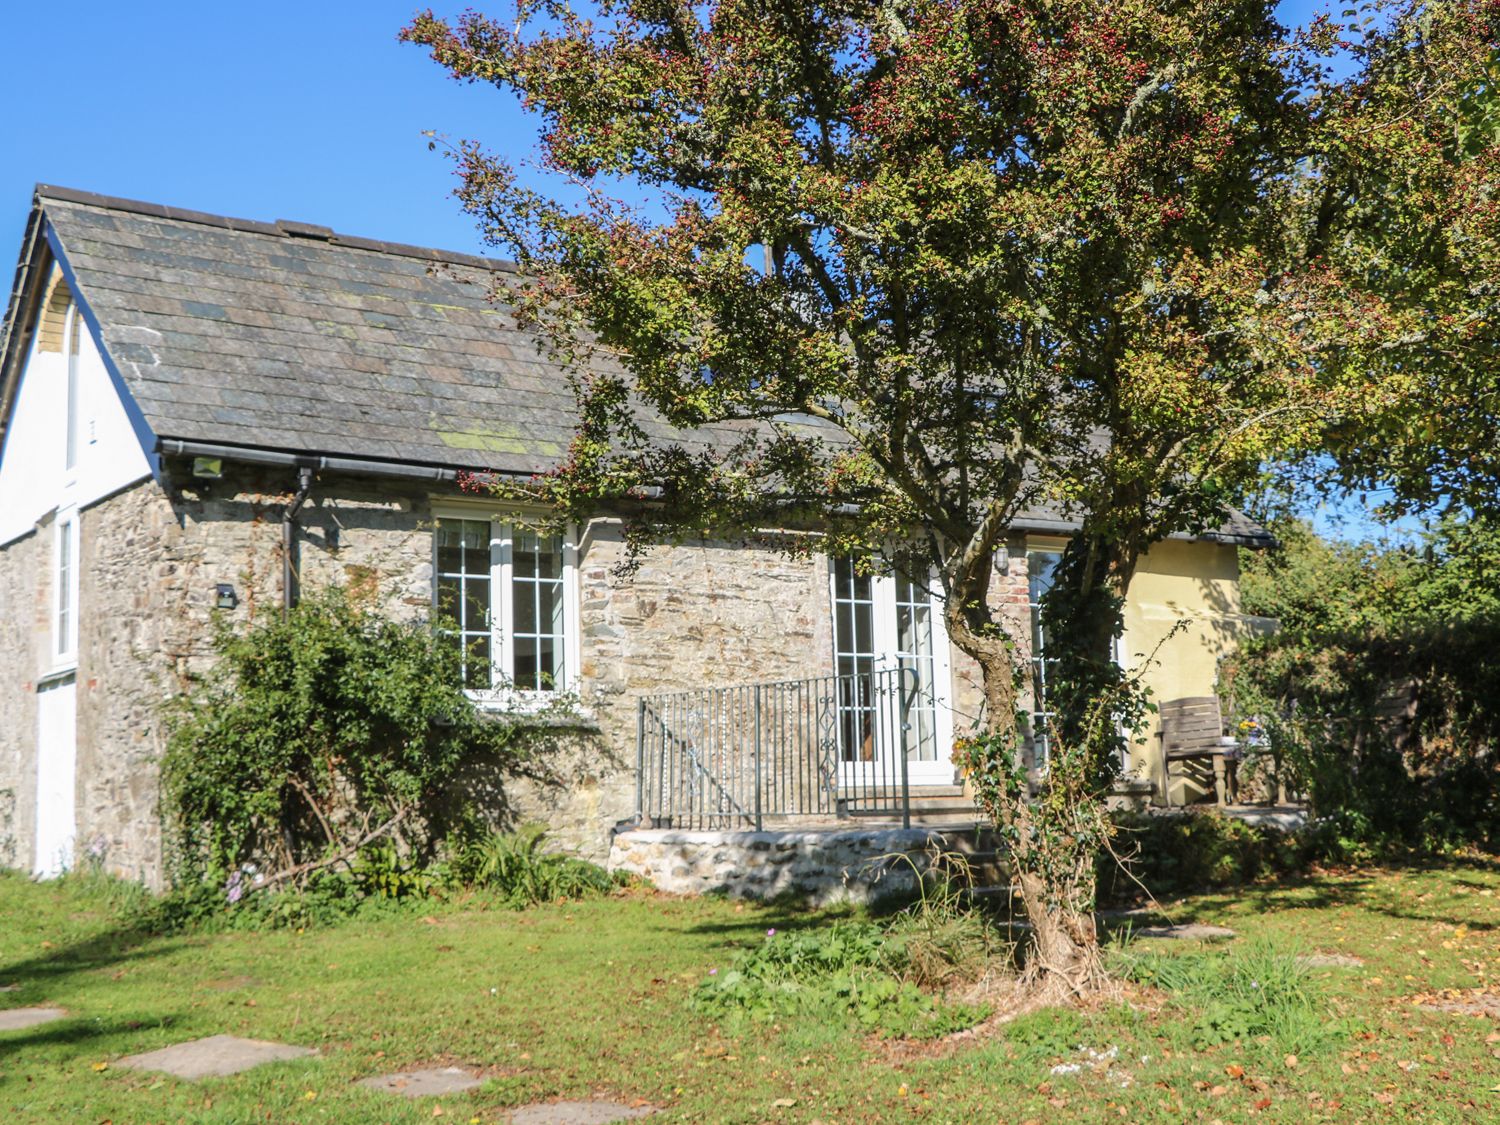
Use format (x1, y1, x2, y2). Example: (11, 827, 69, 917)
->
(1209, 1085, 1229, 1097)
(92, 1062, 109, 1073)
(772, 1098, 796, 1108)
(1254, 1098, 1272, 1111)
(1225, 1065, 1245, 1079)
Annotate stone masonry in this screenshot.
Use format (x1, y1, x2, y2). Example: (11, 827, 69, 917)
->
(608, 827, 948, 905)
(0, 446, 1066, 886)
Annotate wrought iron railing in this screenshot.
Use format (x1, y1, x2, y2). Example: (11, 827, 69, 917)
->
(635, 667, 941, 831)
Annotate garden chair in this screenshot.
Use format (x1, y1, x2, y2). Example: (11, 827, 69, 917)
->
(1157, 696, 1240, 807)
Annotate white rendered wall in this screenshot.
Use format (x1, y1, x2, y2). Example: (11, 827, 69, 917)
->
(0, 296, 153, 546)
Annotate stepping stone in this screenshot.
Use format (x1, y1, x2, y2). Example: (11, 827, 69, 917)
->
(1297, 952, 1364, 969)
(0, 1007, 66, 1031)
(358, 1066, 483, 1098)
(118, 1034, 316, 1079)
(1132, 923, 1237, 941)
(508, 1100, 657, 1125)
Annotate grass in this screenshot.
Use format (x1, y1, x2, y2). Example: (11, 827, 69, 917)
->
(2, 860, 1499, 1122)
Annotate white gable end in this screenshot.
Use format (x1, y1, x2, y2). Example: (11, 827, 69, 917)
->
(0, 281, 153, 546)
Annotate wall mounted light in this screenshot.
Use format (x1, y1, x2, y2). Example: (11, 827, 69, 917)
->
(993, 545, 1010, 575)
(192, 456, 223, 479)
(215, 583, 238, 610)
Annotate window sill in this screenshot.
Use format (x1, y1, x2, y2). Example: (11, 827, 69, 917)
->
(466, 690, 599, 731)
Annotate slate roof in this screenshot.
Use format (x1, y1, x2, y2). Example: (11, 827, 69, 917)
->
(26, 186, 651, 474)
(0, 185, 1272, 546)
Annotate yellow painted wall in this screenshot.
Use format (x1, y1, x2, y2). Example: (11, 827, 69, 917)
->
(1120, 539, 1272, 803)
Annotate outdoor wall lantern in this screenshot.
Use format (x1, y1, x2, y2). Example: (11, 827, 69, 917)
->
(214, 583, 238, 610)
(192, 456, 224, 479)
(992, 545, 1010, 574)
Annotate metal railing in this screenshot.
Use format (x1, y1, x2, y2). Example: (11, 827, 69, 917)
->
(635, 667, 933, 831)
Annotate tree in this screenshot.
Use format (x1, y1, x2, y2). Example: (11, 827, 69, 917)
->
(1298, 1, 1500, 519)
(401, 0, 1470, 991)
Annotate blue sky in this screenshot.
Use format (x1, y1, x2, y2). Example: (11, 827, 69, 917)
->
(0, 0, 1335, 261)
(1, 0, 1389, 540)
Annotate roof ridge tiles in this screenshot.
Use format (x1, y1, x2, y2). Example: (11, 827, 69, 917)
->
(34, 184, 515, 275)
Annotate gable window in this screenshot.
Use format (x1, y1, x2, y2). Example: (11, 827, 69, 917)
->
(63, 302, 82, 472)
(54, 512, 79, 664)
(432, 515, 577, 695)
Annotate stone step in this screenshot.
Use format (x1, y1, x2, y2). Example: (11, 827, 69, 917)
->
(844, 795, 977, 814)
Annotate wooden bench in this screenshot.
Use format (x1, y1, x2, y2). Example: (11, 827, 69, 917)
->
(1157, 696, 1240, 807)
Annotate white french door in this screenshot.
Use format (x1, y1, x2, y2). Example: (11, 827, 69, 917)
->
(34, 674, 77, 878)
(830, 559, 955, 788)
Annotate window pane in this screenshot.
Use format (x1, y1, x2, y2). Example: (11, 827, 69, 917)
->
(514, 581, 537, 634)
(537, 581, 561, 637)
(463, 633, 491, 689)
(464, 579, 491, 633)
(538, 636, 559, 689)
(513, 634, 537, 691)
(435, 575, 462, 625)
(537, 535, 562, 579)
(56, 520, 73, 654)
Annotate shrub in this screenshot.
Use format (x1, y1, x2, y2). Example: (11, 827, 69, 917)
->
(452, 825, 620, 907)
(1099, 811, 1309, 902)
(161, 588, 523, 905)
(1223, 516, 1500, 854)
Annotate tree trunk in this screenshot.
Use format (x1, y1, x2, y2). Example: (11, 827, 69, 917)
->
(945, 580, 1107, 995)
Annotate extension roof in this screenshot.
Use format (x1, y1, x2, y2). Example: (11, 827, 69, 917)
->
(0, 185, 1272, 546)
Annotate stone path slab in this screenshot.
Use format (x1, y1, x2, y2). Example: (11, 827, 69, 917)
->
(0, 1007, 66, 1031)
(358, 1066, 483, 1098)
(118, 1034, 316, 1079)
(1297, 952, 1364, 969)
(508, 1100, 657, 1125)
(1132, 923, 1237, 941)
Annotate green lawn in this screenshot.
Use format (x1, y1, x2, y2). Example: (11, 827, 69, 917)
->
(2, 862, 1499, 1123)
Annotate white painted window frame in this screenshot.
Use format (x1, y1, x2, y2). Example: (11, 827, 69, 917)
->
(430, 504, 581, 710)
(826, 555, 955, 785)
(53, 509, 80, 669)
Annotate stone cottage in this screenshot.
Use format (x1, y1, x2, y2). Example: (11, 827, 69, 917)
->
(0, 186, 1272, 886)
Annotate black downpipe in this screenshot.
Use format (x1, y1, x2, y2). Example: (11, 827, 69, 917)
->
(282, 467, 314, 618)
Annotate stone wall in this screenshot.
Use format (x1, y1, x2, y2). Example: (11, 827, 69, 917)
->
(608, 827, 949, 905)
(10, 463, 854, 881)
(0, 522, 47, 869)
(3, 455, 1251, 884)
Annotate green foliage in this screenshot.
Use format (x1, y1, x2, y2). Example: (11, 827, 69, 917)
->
(691, 921, 990, 1040)
(1003, 1007, 1087, 1061)
(402, 0, 1498, 979)
(451, 825, 621, 908)
(160, 587, 522, 902)
(1113, 940, 1341, 1057)
(1224, 517, 1500, 852)
(1100, 811, 1309, 902)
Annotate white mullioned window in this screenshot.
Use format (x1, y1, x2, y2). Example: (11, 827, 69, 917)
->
(54, 511, 80, 664)
(432, 513, 579, 697)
